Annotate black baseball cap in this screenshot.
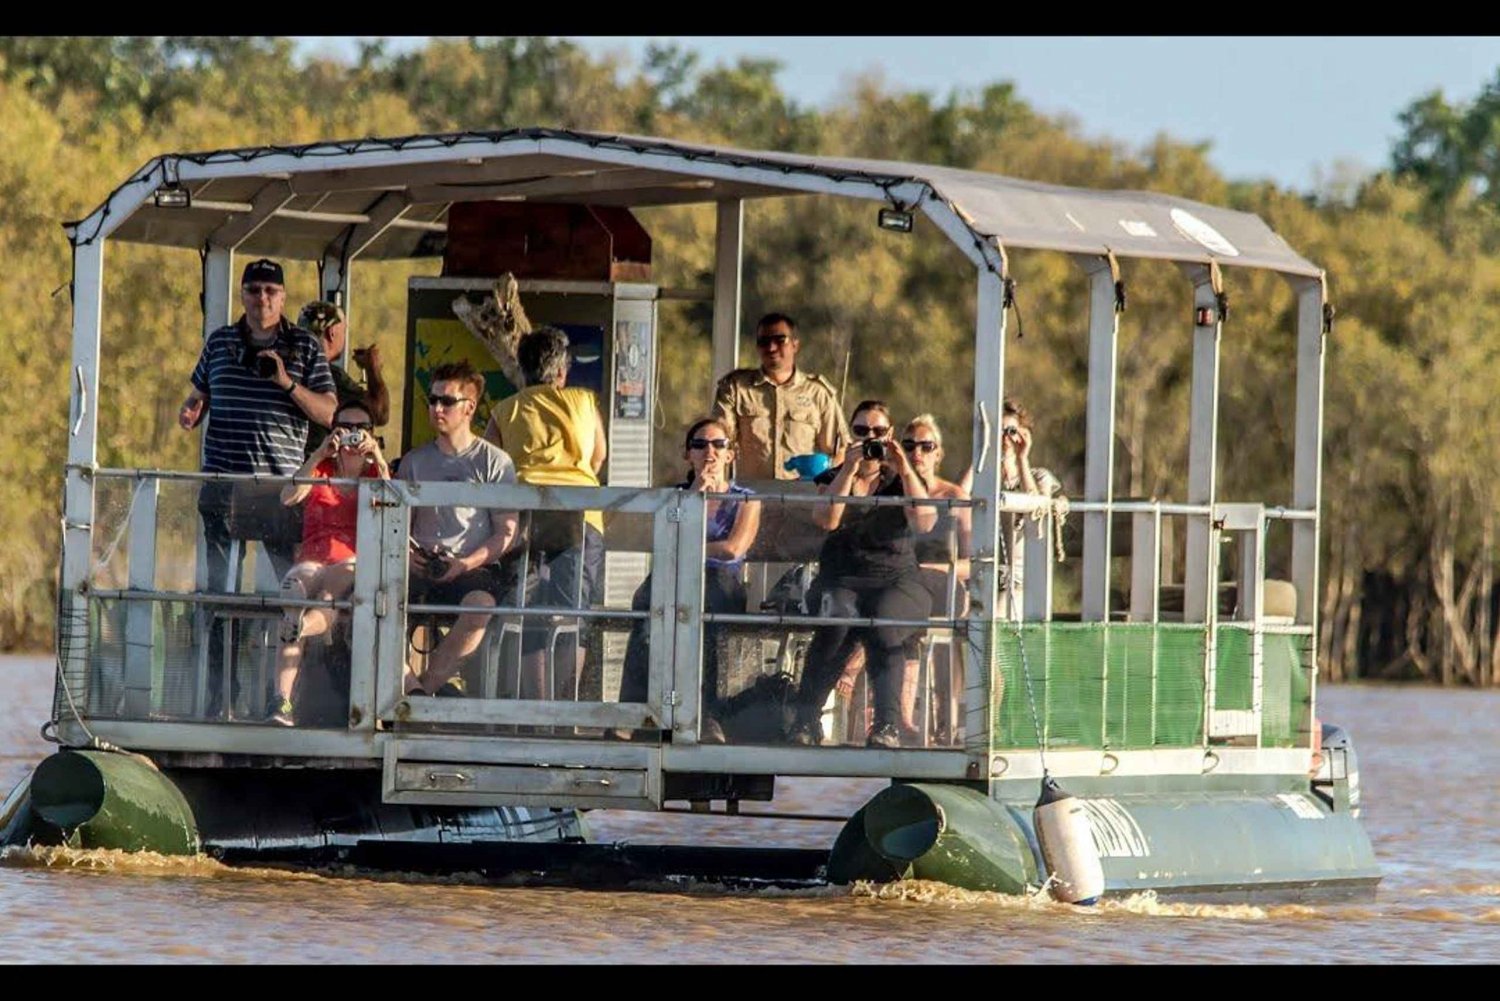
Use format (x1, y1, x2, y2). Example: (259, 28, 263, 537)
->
(241, 258, 285, 287)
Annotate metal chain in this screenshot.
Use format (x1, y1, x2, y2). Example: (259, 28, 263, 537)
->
(997, 508, 1048, 777)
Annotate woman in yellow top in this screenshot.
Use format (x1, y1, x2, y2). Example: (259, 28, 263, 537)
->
(485, 326, 607, 702)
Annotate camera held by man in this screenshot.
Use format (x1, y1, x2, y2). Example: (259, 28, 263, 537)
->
(242, 340, 290, 381)
(408, 538, 452, 579)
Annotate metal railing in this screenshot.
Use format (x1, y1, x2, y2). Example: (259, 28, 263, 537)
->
(65, 467, 1311, 759)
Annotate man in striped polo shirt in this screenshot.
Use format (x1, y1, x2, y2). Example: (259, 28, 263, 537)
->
(178, 258, 337, 717)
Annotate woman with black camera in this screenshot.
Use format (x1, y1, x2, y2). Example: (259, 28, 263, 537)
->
(268, 401, 389, 726)
(787, 400, 936, 749)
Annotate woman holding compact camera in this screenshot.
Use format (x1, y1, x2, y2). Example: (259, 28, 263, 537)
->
(991, 398, 1063, 621)
(268, 401, 390, 726)
(786, 400, 937, 749)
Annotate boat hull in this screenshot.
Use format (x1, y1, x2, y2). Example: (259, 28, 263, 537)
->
(1, 749, 586, 856)
(830, 777, 1379, 901)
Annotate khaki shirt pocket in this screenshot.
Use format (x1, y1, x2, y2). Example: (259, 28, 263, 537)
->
(783, 405, 819, 455)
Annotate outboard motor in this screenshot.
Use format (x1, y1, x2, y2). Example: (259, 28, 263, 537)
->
(1312, 721, 1362, 817)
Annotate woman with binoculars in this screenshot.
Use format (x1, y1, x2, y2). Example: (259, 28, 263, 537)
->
(785, 400, 937, 749)
(268, 400, 390, 726)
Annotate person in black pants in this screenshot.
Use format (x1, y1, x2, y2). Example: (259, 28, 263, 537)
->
(788, 400, 937, 749)
(617, 417, 761, 742)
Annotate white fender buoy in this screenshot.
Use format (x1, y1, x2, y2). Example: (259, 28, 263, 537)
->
(1033, 777, 1104, 905)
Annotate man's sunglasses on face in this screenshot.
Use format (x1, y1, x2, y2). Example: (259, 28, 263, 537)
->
(243, 284, 283, 297)
(756, 333, 789, 349)
(428, 395, 471, 409)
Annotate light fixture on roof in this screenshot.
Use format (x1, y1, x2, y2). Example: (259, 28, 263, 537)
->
(154, 181, 191, 210)
(878, 207, 913, 234)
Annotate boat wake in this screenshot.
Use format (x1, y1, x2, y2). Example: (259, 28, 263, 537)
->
(853, 880, 1358, 921)
(0, 844, 314, 882)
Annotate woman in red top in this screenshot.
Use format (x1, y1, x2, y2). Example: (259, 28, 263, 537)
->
(270, 402, 390, 725)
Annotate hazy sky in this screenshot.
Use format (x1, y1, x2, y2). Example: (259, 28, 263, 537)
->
(293, 36, 1500, 193)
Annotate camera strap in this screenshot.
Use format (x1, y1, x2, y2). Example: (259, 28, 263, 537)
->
(239, 317, 291, 358)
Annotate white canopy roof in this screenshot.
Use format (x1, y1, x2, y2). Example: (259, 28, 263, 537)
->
(71, 127, 1320, 278)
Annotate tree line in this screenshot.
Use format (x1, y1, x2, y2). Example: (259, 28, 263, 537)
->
(0, 36, 1496, 687)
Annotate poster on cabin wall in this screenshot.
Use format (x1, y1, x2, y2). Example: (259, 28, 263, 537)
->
(613, 319, 651, 420)
(402, 284, 605, 454)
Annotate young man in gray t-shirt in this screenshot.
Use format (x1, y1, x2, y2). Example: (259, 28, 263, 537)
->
(400, 361, 520, 696)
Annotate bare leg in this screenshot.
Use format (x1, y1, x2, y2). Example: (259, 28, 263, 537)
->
(277, 564, 318, 644)
(519, 650, 547, 701)
(421, 589, 495, 693)
(835, 644, 865, 699)
(275, 563, 355, 712)
(836, 645, 867, 743)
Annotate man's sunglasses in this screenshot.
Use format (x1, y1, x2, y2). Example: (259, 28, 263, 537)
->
(689, 437, 731, 451)
(335, 421, 374, 431)
(242, 284, 283, 297)
(756, 334, 790, 348)
(428, 395, 472, 409)
(851, 423, 891, 438)
(901, 439, 939, 454)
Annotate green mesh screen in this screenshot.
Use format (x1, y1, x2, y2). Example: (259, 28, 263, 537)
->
(1105, 624, 1157, 748)
(994, 624, 1047, 748)
(1214, 627, 1254, 711)
(1260, 632, 1312, 748)
(1154, 626, 1208, 746)
(994, 623, 1206, 751)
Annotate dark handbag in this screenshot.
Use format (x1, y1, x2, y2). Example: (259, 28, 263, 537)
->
(717, 671, 798, 744)
(227, 480, 303, 547)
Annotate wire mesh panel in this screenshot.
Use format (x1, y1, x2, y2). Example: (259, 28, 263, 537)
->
(1152, 625, 1207, 746)
(1106, 624, 1157, 749)
(1214, 626, 1255, 712)
(994, 623, 1208, 751)
(1043, 624, 1106, 749)
(1260, 631, 1313, 747)
(994, 623, 1047, 748)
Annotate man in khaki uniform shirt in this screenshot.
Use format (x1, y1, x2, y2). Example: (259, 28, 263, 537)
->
(712, 312, 849, 481)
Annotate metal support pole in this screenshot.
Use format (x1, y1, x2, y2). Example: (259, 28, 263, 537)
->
(196, 247, 234, 594)
(670, 493, 709, 744)
(345, 480, 384, 731)
(374, 494, 411, 720)
(711, 199, 744, 384)
(121, 478, 160, 718)
(1130, 510, 1162, 623)
(1078, 257, 1119, 622)
(1182, 267, 1221, 625)
(61, 239, 105, 697)
(968, 266, 1007, 764)
(1022, 514, 1053, 622)
(1290, 277, 1326, 628)
(646, 500, 681, 719)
